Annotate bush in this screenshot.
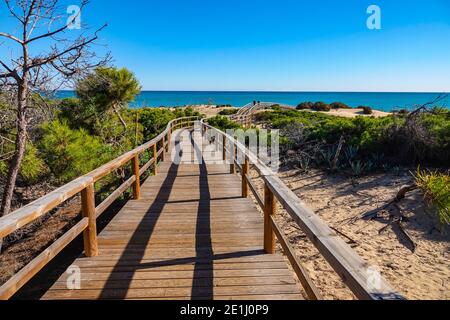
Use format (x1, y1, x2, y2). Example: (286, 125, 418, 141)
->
(138, 108, 175, 141)
(253, 108, 450, 168)
(207, 116, 243, 131)
(397, 109, 409, 115)
(312, 101, 331, 112)
(330, 102, 352, 109)
(270, 104, 282, 111)
(218, 108, 238, 116)
(358, 106, 373, 115)
(296, 101, 314, 110)
(0, 135, 47, 183)
(38, 120, 112, 182)
(415, 169, 450, 225)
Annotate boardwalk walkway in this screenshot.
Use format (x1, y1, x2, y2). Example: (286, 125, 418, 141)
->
(41, 128, 303, 300)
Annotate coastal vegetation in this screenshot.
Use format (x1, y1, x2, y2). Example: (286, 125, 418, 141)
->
(0, 0, 109, 229)
(207, 115, 243, 131)
(218, 108, 239, 116)
(0, 66, 202, 249)
(414, 169, 450, 225)
(253, 107, 450, 225)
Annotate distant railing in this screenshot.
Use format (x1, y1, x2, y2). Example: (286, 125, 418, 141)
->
(201, 119, 405, 300)
(232, 101, 295, 127)
(0, 116, 199, 300)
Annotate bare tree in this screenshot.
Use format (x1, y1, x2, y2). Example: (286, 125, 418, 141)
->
(0, 0, 109, 241)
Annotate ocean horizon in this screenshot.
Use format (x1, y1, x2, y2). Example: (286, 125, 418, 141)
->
(55, 91, 449, 112)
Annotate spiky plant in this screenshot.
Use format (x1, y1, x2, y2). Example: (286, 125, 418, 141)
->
(415, 168, 450, 225)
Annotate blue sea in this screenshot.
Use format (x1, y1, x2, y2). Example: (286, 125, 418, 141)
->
(55, 91, 449, 112)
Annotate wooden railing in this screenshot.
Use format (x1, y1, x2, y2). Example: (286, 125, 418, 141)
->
(201, 119, 405, 300)
(233, 101, 295, 126)
(0, 116, 199, 300)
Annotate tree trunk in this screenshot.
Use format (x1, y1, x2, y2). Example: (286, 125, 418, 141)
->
(0, 82, 28, 252)
(113, 103, 127, 130)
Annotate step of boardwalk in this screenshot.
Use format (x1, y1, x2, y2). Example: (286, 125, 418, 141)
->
(41, 129, 303, 300)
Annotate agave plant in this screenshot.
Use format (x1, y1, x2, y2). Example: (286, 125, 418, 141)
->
(349, 160, 365, 177)
(321, 147, 336, 169)
(296, 153, 311, 173)
(345, 145, 359, 161)
(370, 153, 385, 167)
(365, 160, 375, 172)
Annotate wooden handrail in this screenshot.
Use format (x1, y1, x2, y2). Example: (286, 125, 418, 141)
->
(0, 116, 199, 300)
(201, 119, 405, 300)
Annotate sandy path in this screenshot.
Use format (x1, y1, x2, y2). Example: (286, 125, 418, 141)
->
(249, 168, 449, 300)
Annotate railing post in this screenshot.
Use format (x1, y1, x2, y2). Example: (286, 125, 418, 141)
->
(161, 136, 165, 162)
(152, 143, 157, 175)
(168, 125, 172, 151)
(81, 184, 98, 257)
(230, 143, 236, 174)
(264, 182, 276, 254)
(131, 154, 141, 200)
(222, 135, 226, 161)
(242, 156, 249, 197)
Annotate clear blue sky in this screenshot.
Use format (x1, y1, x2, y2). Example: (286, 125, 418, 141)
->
(1, 0, 449, 91)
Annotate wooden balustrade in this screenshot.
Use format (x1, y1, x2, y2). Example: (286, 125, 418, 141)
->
(0, 116, 199, 300)
(0, 116, 405, 301)
(201, 120, 405, 301)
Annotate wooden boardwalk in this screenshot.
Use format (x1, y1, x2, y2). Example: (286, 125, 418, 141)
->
(41, 128, 303, 300)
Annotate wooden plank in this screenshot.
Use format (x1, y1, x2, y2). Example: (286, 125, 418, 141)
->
(42, 284, 301, 300)
(48, 276, 297, 291)
(48, 268, 293, 282)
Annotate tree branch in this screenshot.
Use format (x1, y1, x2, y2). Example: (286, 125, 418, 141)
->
(28, 24, 107, 69)
(26, 0, 88, 44)
(0, 32, 23, 44)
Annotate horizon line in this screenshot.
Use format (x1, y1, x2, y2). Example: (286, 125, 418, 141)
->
(58, 89, 450, 94)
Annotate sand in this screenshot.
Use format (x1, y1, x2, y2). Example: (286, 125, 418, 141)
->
(324, 108, 391, 118)
(182, 105, 392, 119)
(249, 167, 449, 300)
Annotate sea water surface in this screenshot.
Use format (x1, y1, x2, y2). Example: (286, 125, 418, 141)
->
(56, 91, 449, 111)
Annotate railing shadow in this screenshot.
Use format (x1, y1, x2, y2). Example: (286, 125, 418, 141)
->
(190, 129, 213, 299)
(98, 128, 264, 299)
(98, 130, 184, 299)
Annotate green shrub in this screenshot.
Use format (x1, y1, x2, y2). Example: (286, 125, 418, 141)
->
(218, 108, 238, 116)
(207, 116, 243, 131)
(20, 143, 48, 182)
(415, 169, 450, 225)
(270, 104, 281, 111)
(38, 120, 112, 182)
(312, 101, 331, 112)
(137, 108, 175, 141)
(0, 137, 47, 183)
(358, 106, 373, 115)
(254, 108, 450, 168)
(296, 101, 314, 110)
(330, 102, 352, 109)
(58, 97, 96, 131)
